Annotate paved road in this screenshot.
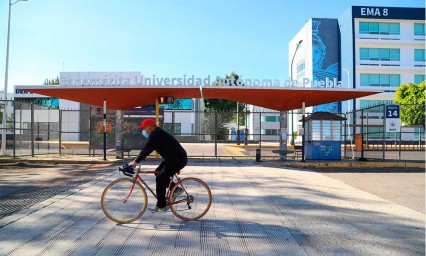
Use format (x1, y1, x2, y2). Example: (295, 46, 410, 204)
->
(0, 161, 424, 255)
(317, 168, 425, 213)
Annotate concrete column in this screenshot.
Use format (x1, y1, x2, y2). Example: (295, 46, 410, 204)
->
(103, 100, 107, 161)
(279, 111, 288, 160)
(115, 109, 123, 159)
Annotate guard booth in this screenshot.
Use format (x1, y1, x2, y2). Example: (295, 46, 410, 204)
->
(304, 112, 346, 160)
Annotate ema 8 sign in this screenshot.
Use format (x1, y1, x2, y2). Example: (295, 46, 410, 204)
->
(385, 105, 401, 133)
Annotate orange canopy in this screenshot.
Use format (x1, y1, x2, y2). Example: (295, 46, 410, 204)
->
(17, 85, 381, 111)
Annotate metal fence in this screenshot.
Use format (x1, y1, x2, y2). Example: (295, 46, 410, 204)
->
(1, 100, 424, 161)
(343, 104, 425, 161)
(91, 109, 287, 159)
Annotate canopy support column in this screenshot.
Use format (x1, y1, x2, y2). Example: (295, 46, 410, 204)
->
(279, 111, 288, 160)
(301, 101, 306, 162)
(103, 99, 107, 161)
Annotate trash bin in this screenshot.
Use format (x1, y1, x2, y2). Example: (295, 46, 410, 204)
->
(355, 134, 363, 152)
(255, 149, 261, 162)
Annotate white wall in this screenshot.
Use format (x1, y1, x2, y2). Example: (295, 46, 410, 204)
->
(289, 19, 313, 86)
(163, 112, 195, 135)
(339, 7, 355, 113)
(61, 111, 80, 141)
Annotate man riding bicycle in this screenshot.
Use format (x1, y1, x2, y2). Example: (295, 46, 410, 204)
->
(129, 118, 187, 212)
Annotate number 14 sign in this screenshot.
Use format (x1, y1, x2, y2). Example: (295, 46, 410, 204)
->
(385, 105, 401, 132)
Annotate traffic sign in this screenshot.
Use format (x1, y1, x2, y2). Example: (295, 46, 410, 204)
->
(385, 105, 401, 132)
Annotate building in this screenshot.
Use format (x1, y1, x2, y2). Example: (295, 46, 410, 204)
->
(288, 18, 342, 143)
(339, 6, 425, 111)
(289, 5, 425, 142)
(248, 105, 280, 142)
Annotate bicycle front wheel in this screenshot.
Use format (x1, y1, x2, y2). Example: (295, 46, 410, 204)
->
(169, 178, 212, 221)
(101, 178, 148, 224)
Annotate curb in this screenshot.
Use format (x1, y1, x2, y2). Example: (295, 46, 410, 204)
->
(263, 160, 425, 169)
(0, 158, 117, 165)
(0, 157, 424, 169)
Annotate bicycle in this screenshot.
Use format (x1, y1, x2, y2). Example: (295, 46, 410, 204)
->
(101, 164, 212, 223)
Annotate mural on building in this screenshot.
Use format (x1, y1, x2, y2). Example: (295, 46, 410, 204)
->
(312, 19, 341, 113)
(16, 98, 59, 109)
(160, 98, 193, 110)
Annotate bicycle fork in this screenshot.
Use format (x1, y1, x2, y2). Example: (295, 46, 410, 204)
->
(123, 181, 136, 203)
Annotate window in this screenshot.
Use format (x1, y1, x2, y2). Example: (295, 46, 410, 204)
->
(414, 23, 425, 36)
(366, 127, 394, 140)
(380, 49, 390, 61)
(261, 116, 280, 122)
(414, 127, 425, 141)
(370, 22, 379, 34)
(389, 23, 400, 35)
(414, 75, 425, 84)
(414, 49, 426, 62)
(359, 22, 369, 34)
(261, 129, 279, 135)
(390, 49, 400, 61)
(370, 74, 380, 86)
(360, 73, 400, 87)
(360, 48, 369, 60)
(380, 74, 390, 86)
(379, 23, 389, 35)
(297, 63, 305, 73)
(360, 100, 394, 108)
(163, 123, 181, 135)
(359, 22, 400, 35)
(359, 48, 400, 61)
(390, 74, 400, 86)
(369, 48, 379, 60)
(360, 74, 369, 86)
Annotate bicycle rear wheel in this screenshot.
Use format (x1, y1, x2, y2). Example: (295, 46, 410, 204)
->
(169, 178, 212, 221)
(101, 178, 148, 223)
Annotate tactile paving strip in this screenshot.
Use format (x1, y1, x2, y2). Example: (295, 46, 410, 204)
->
(0, 165, 114, 220)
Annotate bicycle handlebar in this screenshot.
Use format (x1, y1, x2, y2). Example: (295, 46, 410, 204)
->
(119, 164, 161, 177)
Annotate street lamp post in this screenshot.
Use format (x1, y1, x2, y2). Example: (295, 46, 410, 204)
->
(1, 0, 27, 155)
(301, 101, 306, 162)
(236, 102, 240, 145)
(343, 68, 355, 159)
(244, 104, 249, 145)
(290, 39, 303, 146)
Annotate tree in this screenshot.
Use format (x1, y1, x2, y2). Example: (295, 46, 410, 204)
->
(395, 81, 425, 127)
(43, 77, 60, 85)
(203, 72, 247, 139)
(204, 72, 247, 122)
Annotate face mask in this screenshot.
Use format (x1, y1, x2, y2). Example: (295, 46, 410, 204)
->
(141, 130, 149, 138)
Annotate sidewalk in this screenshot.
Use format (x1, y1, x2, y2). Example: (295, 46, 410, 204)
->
(0, 161, 424, 255)
(0, 152, 424, 168)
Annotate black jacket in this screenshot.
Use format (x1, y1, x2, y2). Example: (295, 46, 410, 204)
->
(135, 127, 187, 163)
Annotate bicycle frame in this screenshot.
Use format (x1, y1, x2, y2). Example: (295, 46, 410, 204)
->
(124, 166, 188, 207)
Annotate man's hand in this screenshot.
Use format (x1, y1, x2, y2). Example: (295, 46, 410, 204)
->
(129, 161, 137, 167)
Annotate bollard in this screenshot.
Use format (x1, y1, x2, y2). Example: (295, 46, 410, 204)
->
(256, 148, 261, 162)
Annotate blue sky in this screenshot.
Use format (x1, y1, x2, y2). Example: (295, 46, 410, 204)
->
(0, 0, 423, 91)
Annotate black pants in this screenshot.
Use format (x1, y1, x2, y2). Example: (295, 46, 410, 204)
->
(155, 160, 187, 208)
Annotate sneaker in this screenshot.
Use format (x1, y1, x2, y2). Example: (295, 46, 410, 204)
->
(172, 187, 184, 199)
(149, 206, 168, 212)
